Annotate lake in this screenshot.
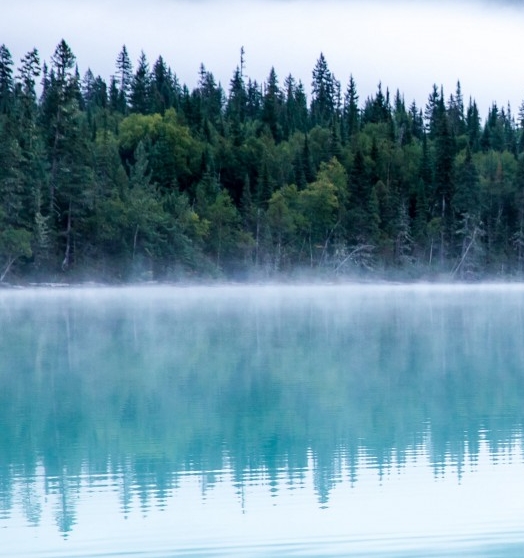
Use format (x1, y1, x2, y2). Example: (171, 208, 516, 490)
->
(1, 283, 524, 557)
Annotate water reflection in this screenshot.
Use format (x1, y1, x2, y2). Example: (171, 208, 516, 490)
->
(1, 284, 524, 542)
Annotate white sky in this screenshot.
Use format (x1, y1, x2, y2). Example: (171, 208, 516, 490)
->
(2, 0, 524, 119)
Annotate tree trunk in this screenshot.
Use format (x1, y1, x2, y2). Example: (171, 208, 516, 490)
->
(61, 198, 72, 270)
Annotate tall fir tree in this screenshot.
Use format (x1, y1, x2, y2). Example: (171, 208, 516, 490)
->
(130, 51, 150, 114)
(115, 45, 133, 113)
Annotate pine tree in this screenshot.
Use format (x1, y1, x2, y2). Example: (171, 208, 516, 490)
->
(115, 45, 133, 113)
(283, 74, 298, 138)
(447, 81, 466, 137)
(343, 75, 359, 141)
(424, 84, 440, 138)
(246, 78, 262, 121)
(226, 65, 247, 146)
(408, 101, 424, 140)
(453, 145, 479, 216)
(196, 64, 224, 128)
(15, 48, 41, 151)
(393, 89, 411, 146)
(0, 44, 14, 115)
(433, 97, 455, 265)
(262, 67, 283, 141)
(130, 51, 150, 114)
(466, 98, 481, 152)
(41, 39, 78, 215)
(362, 82, 391, 125)
(310, 53, 337, 127)
(150, 56, 174, 114)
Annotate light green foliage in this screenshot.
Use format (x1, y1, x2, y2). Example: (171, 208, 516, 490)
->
(205, 189, 253, 270)
(0, 221, 32, 281)
(119, 109, 202, 189)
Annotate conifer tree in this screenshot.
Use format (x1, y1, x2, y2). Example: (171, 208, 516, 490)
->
(262, 67, 283, 141)
(408, 101, 424, 140)
(15, 48, 41, 150)
(343, 75, 359, 142)
(447, 81, 466, 137)
(0, 44, 14, 115)
(130, 51, 150, 114)
(246, 78, 262, 121)
(115, 45, 133, 113)
(226, 65, 247, 146)
(424, 84, 440, 138)
(150, 56, 174, 114)
(310, 53, 337, 127)
(466, 98, 481, 152)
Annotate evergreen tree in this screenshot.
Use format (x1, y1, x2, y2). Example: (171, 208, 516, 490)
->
(447, 81, 466, 137)
(41, 40, 95, 270)
(282, 74, 303, 138)
(362, 82, 391, 125)
(150, 56, 174, 114)
(310, 53, 337, 127)
(393, 89, 411, 146)
(466, 98, 481, 152)
(130, 51, 150, 114)
(433, 97, 455, 265)
(0, 44, 14, 115)
(196, 64, 224, 129)
(115, 45, 133, 113)
(424, 84, 440, 138)
(226, 66, 247, 146)
(246, 78, 262, 121)
(343, 74, 359, 141)
(262, 67, 283, 141)
(41, 39, 78, 215)
(518, 100, 524, 154)
(408, 101, 424, 140)
(453, 145, 479, 216)
(15, 48, 41, 150)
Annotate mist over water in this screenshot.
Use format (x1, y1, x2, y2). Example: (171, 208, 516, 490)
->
(1, 284, 524, 556)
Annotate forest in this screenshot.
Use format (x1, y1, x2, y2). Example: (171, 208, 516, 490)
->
(2, 39, 524, 282)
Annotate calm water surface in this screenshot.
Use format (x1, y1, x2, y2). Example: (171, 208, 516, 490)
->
(1, 284, 524, 556)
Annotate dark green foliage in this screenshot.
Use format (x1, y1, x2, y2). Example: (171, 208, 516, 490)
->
(466, 98, 481, 152)
(362, 83, 391, 127)
(130, 51, 150, 114)
(310, 53, 338, 128)
(343, 75, 359, 142)
(0, 44, 14, 115)
(2, 39, 524, 281)
(262, 67, 283, 142)
(115, 45, 133, 113)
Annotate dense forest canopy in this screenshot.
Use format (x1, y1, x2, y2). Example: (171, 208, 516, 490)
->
(2, 40, 524, 282)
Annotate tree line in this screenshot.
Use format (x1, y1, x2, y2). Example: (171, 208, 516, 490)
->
(2, 40, 524, 282)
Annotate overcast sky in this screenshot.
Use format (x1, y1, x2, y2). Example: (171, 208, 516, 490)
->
(3, 0, 524, 118)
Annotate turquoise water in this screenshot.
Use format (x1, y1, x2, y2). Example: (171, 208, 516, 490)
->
(1, 284, 524, 557)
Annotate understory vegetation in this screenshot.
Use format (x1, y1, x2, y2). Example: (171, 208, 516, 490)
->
(2, 40, 524, 282)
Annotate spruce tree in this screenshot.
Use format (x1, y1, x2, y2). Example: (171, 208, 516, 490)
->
(310, 53, 337, 128)
(343, 74, 359, 142)
(0, 44, 14, 115)
(115, 45, 133, 113)
(262, 67, 283, 141)
(130, 51, 150, 114)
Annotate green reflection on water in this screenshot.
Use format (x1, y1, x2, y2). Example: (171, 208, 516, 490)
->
(0, 285, 523, 535)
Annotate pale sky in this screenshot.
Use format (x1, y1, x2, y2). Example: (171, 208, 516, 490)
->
(3, 0, 524, 119)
